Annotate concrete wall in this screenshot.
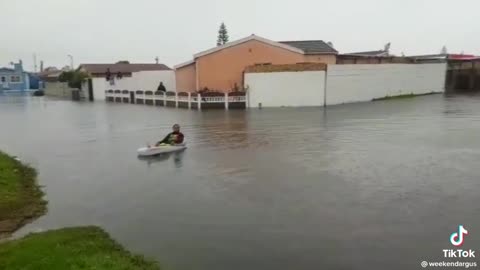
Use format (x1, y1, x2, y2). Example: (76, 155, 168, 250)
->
(45, 82, 76, 98)
(245, 71, 326, 108)
(89, 70, 175, 101)
(244, 63, 446, 108)
(175, 63, 196, 92)
(326, 63, 447, 105)
(303, 54, 337, 64)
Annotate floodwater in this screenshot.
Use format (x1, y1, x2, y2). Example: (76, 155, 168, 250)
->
(1, 94, 479, 270)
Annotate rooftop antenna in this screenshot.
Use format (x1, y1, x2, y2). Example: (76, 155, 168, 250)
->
(441, 46, 448, 55)
(67, 54, 74, 70)
(384, 42, 391, 53)
(33, 53, 38, 72)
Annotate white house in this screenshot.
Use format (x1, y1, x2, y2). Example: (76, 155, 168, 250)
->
(79, 62, 176, 101)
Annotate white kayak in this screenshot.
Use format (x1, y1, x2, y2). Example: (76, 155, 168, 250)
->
(137, 143, 187, 156)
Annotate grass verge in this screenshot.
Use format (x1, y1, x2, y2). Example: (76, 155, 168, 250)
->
(372, 92, 439, 101)
(0, 151, 47, 238)
(0, 226, 161, 270)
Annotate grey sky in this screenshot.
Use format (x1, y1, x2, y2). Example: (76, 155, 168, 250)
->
(1, 0, 478, 71)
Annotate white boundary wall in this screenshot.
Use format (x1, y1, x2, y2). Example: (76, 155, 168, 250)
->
(86, 70, 175, 101)
(245, 71, 326, 108)
(45, 82, 75, 98)
(243, 63, 447, 107)
(325, 63, 447, 105)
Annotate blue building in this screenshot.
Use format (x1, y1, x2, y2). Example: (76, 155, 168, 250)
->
(28, 73, 40, 89)
(0, 61, 30, 91)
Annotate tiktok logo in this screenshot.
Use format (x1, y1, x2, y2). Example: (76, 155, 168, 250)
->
(450, 225, 469, 247)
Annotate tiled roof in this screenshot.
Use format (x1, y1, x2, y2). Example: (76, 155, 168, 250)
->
(279, 40, 338, 54)
(79, 63, 171, 74)
(0, 67, 15, 72)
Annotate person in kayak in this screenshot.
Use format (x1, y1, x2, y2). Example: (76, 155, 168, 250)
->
(155, 124, 184, 146)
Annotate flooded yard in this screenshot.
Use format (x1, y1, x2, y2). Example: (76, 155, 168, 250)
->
(1, 94, 479, 270)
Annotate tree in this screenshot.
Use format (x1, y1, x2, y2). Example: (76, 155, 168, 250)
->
(217, 22, 229, 46)
(58, 71, 74, 83)
(59, 70, 89, 89)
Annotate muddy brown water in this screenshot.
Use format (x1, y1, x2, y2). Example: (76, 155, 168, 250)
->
(1, 93, 479, 270)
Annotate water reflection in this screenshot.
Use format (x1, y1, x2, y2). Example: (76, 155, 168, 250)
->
(1, 95, 480, 270)
(137, 151, 186, 168)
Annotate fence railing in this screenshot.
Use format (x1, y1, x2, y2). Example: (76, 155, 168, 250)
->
(105, 90, 246, 110)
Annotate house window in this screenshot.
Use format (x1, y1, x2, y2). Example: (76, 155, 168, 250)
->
(10, 76, 21, 83)
(1, 76, 5, 82)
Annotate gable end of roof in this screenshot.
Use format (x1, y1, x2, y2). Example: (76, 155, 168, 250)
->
(193, 35, 305, 59)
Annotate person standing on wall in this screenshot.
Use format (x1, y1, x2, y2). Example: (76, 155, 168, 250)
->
(157, 81, 166, 92)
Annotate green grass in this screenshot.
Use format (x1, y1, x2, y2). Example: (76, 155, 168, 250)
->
(0, 226, 161, 270)
(0, 153, 162, 269)
(0, 151, 47, 238)
(372, 92, 438, 101)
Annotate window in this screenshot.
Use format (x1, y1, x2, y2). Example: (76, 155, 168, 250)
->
(1, 76, 5, 82)
(11, 76, 21, 83)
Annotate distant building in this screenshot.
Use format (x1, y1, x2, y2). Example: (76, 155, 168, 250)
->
(28, 73, 41, 89)
(409, 53, 480, 63)
(336, 54, 413, 64)
(37, 67, 62, 79)
(78, 62, 174, 101)
(344, 50, 390, 57)
(0, 61, 30, 91)
(336, 46, 399, 64)
(175, 34, 338, 92)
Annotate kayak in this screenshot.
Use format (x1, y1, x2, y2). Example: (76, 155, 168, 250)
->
(137, 143, 187, 156)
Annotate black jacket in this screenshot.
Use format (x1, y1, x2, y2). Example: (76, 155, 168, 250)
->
(159, 131, 184, 144)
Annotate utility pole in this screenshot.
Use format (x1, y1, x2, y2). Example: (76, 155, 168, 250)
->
(33, 53, 37, 72)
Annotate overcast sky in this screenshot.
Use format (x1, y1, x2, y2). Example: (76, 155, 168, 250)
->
(1, 0, 478, 71)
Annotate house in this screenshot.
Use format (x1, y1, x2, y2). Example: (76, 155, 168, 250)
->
(37, 67, 63, 82)
(78, 62, 175, 101)
(337, 54, 413, 64)
(175, 34, 338, 92)
(337, 43, 396, 64)
(0, 61, 30, 91)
